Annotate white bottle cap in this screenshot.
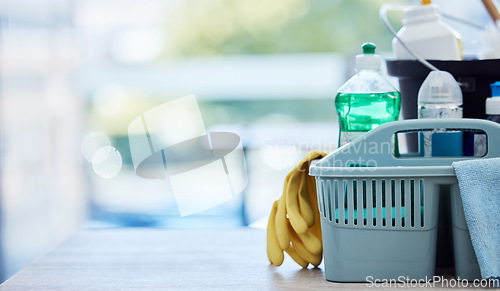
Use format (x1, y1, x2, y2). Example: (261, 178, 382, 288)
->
(355, 42, 381, 71)
(418, 71, 463, 104)
(486, 97, 500, 115)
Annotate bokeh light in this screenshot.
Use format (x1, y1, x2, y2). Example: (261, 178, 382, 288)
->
(92, 146, 123, 179)
(81, 131, 111, 162)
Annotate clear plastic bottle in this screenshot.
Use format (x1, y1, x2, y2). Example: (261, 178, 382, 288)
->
(335, 43, 401, 147)
(417, 71, 463, 157)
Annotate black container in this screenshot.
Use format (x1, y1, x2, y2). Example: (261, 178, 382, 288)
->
(386, 59, 500, 120)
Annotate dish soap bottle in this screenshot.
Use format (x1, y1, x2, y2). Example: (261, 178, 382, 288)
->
(335, 43, 401, 147)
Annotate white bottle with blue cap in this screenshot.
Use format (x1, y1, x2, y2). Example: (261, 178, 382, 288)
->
(486, 82, 500, 123)
(474, 82, 500, 156)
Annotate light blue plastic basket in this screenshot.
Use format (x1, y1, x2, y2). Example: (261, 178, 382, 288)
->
(309, 119, 500, 282)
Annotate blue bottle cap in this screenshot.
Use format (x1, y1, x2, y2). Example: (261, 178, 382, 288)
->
(490, 81, 500, 97)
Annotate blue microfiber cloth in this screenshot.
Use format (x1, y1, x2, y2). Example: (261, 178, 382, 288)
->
(453, 158, 500, 280)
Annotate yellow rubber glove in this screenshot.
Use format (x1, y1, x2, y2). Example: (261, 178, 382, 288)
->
(267, 150, 327, 268)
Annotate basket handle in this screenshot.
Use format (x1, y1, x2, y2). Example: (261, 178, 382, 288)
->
(370, 118, 499, 152)
(315, 118, 500, 168)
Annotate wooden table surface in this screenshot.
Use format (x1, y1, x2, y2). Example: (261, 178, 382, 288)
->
(0, 228, 480, 290)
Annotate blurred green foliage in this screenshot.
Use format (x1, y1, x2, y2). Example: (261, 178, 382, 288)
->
(90, 0, 412, 136)
(164, 0, 409, 57)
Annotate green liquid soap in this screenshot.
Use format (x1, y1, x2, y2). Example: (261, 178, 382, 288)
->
(335, 91, 401, 146)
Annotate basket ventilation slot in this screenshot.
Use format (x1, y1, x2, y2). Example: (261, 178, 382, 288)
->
(319, 178, 425, 228)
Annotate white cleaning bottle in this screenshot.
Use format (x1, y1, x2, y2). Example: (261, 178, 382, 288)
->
(392, 0, 462, 60)
(418, 71, 463, 157)
(473, 82, 500, 156)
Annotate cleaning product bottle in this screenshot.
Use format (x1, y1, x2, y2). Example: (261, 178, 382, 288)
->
(392, 0, 462, 60)
(472, 81, 500, 156)
(335, 43, 401, 147)
(418, 71, 463, 157)
(486, 82, 500, 123)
